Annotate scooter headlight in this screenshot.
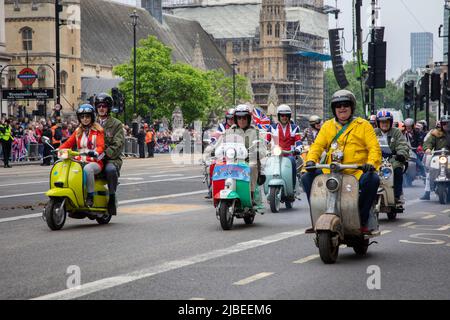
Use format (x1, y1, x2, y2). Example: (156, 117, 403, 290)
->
(273, 146, 282, 156)
(58, 149, 69, 159)
(381, 167, 392, 180)
(439, 156, 448, 164)
(326, 178, 340, 192)
(225, 148, 236, 160)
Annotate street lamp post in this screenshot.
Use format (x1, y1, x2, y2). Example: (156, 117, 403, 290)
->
(130, 10, 139, 115)
(231, 59, 238, 106)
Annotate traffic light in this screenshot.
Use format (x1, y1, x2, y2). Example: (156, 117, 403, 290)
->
(404, 80, 414, 109)
(431, 73, 441, 101)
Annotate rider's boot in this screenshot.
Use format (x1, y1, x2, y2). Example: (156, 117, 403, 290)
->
(108, 194, 117, 215)
(86, 193, 94, 208)
(420, 191, 430, 200)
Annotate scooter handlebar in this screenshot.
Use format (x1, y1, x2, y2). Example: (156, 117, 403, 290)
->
(305, 163, 362, 171)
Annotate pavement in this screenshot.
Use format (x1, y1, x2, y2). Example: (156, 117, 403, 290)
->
(0, 156, 449, 300)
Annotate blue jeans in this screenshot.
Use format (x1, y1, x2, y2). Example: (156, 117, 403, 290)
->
(301, 169, 380, 227)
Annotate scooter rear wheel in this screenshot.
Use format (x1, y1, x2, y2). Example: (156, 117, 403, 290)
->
(244, 214, 255, 225)
(44, 198, 66, 231)
(318, 231, 339, 264)
(387, 212, 397, 220)
(96, 214, 112, 225)
(353, 239, 369, 255)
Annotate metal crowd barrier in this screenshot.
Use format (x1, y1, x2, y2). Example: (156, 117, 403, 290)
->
(123, 137, 138, 157)
(26, 143, 41, 161)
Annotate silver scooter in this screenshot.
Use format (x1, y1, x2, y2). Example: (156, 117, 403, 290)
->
(307, 162, 380, 264)
(375, 136, 404, 220)
(428, 148, 450, 204)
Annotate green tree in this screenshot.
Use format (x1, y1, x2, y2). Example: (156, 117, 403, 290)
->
(113, 36, 214, 124)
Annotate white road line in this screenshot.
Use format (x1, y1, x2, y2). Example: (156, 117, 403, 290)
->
(400, 222, 416, 227)
(32, 228, 306, 300)
(0, 189, 208, 224)
(0, 213, 43, 223)
(442, 209, 450, 214)
(0, 175, 202, 199)
(437, 224, 450, 231)
(233, 272, 274, 286)
(0, 181, 47, 187)
(293, 254, 320, 264)
(189, 298, 206, 300)
(380, 230, 392, 235)
(422, 214, 436, 220)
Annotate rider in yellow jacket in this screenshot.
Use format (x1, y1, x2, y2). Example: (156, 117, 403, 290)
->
(301, 89, 381, 234)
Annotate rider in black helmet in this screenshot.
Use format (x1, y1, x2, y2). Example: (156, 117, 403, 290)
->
(94, 92, 125, 215)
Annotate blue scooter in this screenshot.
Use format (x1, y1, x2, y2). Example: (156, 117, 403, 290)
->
(264, 145, 303, 212)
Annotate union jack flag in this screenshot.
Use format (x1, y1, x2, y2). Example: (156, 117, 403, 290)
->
(252, 107, 271, 132)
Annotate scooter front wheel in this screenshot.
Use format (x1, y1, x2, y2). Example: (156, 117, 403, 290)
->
(219, 201, 234, 230)
(269, 187, 281, 213)
(44, 198, 67, 231)
(437, 185, 448, 205)
(318, 231, 339, 264)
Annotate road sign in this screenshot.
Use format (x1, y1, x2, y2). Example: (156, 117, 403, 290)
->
(17, 68, 38, 86)
(2, 88, 54, 100)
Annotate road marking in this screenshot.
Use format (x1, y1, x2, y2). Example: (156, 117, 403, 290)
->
(437, 224, 450, 231)
(0, 180, 47, 187)
(32, 228, 307, 300)
(0, 175, 202, 199)
(400, 222, 416, 227)
(0, 213, 43, 223)
(233, 272, 274, 286)
(442, 209, 450, 214)
(380, 230, 392, 235)
(0, 190, 207, 224)
(293, 254, 320, 264)
(189, 297, 206, 300)
(422, 214, 436, 220)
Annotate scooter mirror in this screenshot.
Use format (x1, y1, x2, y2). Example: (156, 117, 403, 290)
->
(42, 136, 50, 143)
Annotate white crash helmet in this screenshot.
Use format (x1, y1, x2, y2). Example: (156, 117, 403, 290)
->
(309, 115, 321, 125)
(234, 104, 252, 124)
(225, 108, 235, 119)
(404, 118, 415, 127)
(277, 104, 292, 121)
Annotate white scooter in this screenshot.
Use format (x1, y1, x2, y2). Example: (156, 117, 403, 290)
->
(427, 148, 450, 204)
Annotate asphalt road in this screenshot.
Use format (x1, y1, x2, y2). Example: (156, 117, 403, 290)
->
(0, 155, 449, 300)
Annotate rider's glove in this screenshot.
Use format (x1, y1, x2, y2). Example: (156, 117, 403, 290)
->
(361, 164, 375, 173)
(395, 154, 406, 163)
(87, 151, 98, 158)
(305, 161, 316, 172)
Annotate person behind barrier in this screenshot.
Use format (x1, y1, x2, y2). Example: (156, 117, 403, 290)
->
(301, 89, 381, 234)
(0, 118, 13, 168)
(94, 93, 125, 215)
(59, 104, 105, 208)
(374, 110, 409, 208)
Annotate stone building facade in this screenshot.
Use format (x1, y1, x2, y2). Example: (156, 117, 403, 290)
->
(164, 0, 328, 121)
(2, 0, 230, 118)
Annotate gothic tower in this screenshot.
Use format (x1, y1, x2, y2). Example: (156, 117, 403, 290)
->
(259, 0, 286, 81)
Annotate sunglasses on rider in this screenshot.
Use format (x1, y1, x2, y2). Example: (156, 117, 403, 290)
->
(97, 104, 108, 109)
(79, 114, 92, 119)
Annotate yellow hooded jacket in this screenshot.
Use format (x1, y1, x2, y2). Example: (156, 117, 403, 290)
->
(306, 117, 381, 179)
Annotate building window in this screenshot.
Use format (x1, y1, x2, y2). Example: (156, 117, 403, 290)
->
(275, 23, 280, 38)
(72, 65, 75, 73)
(60, 71, 68, 95)
(8, 68, 16, 88)
(21, 27, 33, 51)
(38, 67, 46, 88)
(267, 23, 272, 36)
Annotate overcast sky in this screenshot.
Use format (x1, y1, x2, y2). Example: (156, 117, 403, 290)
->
(113, 0, 445, 80)
(324, 0, 445, 80)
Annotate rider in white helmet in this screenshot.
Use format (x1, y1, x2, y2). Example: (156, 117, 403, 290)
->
(266, 104, 302, 187)
(302, 115, 322, 145)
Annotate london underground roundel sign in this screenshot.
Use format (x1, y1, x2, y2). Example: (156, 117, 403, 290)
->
(18, 68, 38, 86)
